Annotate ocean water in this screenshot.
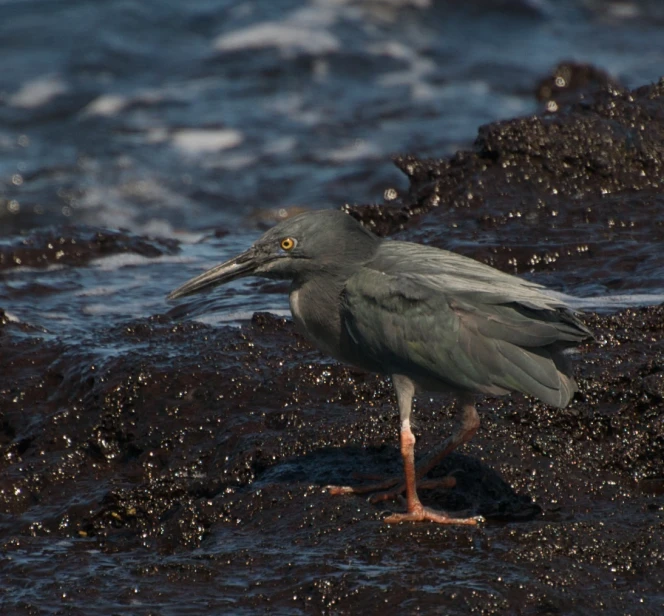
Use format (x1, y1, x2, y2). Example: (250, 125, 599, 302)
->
(1, 0, 663, 237)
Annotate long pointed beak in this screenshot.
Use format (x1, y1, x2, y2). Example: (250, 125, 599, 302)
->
(168, 248, 263, 300)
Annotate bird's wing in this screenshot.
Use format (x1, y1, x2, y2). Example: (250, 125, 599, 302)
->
(365, 241, 569, 310)
(341, 266, 590, 407)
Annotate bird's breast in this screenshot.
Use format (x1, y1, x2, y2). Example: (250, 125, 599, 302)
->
(288, 281, 383, 373)
(289, 287, 305, 324)
(288, 283, 345, 361)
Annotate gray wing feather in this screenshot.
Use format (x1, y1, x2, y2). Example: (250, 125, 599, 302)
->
(341, 260, 591, 408)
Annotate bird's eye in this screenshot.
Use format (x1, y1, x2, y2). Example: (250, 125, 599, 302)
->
(280, 237, 297, 251)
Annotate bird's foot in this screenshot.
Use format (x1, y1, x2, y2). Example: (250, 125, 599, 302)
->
(384, 504, 483, 526)
(326, 475, 456, 502)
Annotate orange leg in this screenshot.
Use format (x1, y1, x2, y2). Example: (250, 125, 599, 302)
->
(329, 395, 479, 501)
(328, 377, 481, 525)
(382, 417, 479, 525)
(369, 396, 479, 504)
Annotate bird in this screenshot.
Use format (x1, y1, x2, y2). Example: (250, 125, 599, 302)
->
(168, 209, 593, 525)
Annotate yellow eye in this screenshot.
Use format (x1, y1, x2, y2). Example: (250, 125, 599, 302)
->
(280, 237, 296, 251)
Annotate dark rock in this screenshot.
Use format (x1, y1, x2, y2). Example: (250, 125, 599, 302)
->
(0, 226, 179, 269)
(535, 61, 622, 112)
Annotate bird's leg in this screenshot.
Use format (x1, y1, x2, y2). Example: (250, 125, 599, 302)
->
(367, 394, 478, 504)
(326, 388, 479, 525)
(326, 376, 409, 497)
(414, 394, 480, 481)
(381, 376, 478, 525)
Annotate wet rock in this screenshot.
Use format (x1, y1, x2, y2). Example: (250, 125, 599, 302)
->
(535, 61, 622, 112)
(0, 226, 179, 269)
(350, 80, 664, 221)
(1, 300, 663, 612)
(642, 371, 664, 400)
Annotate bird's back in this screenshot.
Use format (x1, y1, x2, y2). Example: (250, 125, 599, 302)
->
(340, 240, 592, 407)
(368, 241, 570, 311)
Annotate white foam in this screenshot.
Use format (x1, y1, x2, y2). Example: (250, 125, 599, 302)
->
(82, 299, 158, 317)
(83, 94, 127, 117)
(370, 41, 436, 100)
(172, 129, 244, 154)
(75, 285, 123, 298)
(5, 263, 66, 274)
(213, 0, 343, 58)
(324, 139, 380, 163)
(82, 88, 171, 118)
(368, 40, 418, 62)
(78, 177, 204, 239)
(90, 253, 195, 272)
(40, 312, 73, 323)
(1, 310, 20, 323)
(137, 220, 204, 243)
(606, 2, 640, 19)
(215, 23, 339, 56)
(9, 74, 68, 108)
(207, 152, 258, 170)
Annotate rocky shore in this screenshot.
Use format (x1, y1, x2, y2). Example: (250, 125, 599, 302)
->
(2, 73, 663, 614)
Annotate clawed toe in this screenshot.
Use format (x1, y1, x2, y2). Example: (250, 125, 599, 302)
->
(326, 485, 355, 495)
(325, 476, 401, 498)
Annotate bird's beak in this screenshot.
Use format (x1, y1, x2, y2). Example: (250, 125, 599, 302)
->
(167, 247, 268, 300)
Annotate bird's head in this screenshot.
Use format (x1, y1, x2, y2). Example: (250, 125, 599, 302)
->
(168, 209, 379, 300)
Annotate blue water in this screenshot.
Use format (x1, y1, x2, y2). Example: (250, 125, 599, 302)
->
(2, 0, 663, 237)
